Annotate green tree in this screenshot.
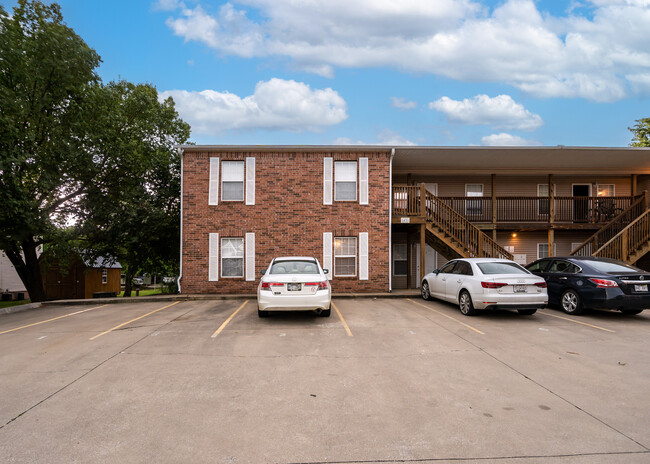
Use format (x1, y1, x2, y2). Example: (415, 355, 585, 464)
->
(629, 118, 650, 147)
(0, 1, 190, 301)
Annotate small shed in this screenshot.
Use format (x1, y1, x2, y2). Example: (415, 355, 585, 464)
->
(41, 256, 122, 300)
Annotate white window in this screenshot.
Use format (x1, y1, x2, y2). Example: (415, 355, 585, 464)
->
(221, 238, 244, 278)
(597, 184, 615, 197)
(537, 243, 557, 259)
(393, 244, 407, 276)
(334, 237, 357, 276)
(537, 184, 553, 216)
(102, 269, 108, 285)
(335, 162, 357, 201)
(466, 184, 483, 215)
(221, 161, 245, 201)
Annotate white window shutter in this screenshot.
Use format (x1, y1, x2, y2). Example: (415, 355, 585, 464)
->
(208, 157, 219, 205)
(323, 157, 333, 205)
(359, 232, 369, 280)
(245, 157, 255, 205)
(359, 157, 369, 205)
(209, 233, 219, 281)
(245, 233, 255, 281)
(323, 232, 333, 280)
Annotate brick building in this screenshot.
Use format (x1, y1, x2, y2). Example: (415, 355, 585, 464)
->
(180, 146, 650, 294)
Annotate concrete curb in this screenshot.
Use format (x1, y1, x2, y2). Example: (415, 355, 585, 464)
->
(0, 302, 43, 315)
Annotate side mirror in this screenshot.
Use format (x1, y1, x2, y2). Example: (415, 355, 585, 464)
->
(433, 269, 439, 274)
(260, 270, 266, 275)
(323, 269, 329, 274)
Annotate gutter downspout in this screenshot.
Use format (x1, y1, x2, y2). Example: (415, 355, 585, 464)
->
(389, 148, 395, 293)
(177, 147, 184, 294)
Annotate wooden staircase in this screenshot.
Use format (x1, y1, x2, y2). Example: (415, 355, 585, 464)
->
(571, 195, 650, 264)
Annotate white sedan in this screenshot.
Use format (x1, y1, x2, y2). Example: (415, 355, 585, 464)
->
(421, 258, 548, 316)
(257, 257, 332, 317)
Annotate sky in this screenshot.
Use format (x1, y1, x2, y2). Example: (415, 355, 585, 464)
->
(2, 0, 649, 147)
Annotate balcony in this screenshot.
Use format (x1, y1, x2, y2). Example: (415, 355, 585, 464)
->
(393, 185, 644, 227)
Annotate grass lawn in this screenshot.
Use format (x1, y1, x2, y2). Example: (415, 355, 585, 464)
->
(118, 288, 164, 297)
(0, 299, 32, 310)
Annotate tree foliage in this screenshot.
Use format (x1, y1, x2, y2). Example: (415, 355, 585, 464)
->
(629, 118, 650, 147)
(0, 1, 190, 301)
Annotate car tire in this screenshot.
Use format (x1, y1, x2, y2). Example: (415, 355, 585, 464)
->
(319, 307, 331, 317)
(258, 308, 270, 318)
(518, 309, 537, 315)
(560, 289, 584, 315)
(421, 281, 432, 301)
(621, 309, 643, 315)
(458, 290, 478, 316)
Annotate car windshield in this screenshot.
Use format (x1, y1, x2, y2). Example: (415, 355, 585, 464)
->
(270, 260, 319, 274)
(585, 260, 642, 273)
(477, 262, 530, 275)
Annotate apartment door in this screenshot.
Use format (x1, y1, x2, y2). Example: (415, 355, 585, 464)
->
(573, 184, 591, 222)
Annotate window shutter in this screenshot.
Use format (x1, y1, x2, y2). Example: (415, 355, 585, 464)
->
(323, 157, 333, 205)
(359, 157, 368, 205)
(209, 158, 219, 205)
(245, 233, 255, 281)
(359, 232, 369, 280)
(323, 232, 333, 280)
(245, 157, 255, 205)
(209, 233, 219, 281)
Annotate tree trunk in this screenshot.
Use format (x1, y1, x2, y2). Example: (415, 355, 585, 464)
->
(122, 269, 136, 297)
(5, 241, 47, 302)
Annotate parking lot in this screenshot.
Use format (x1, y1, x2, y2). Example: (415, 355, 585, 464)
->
(0, 298, 649, 463)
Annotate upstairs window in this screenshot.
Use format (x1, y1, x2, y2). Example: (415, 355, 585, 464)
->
(335, 162, 357, 201)
(597, 184, 615, 197)
(221, 161, 245, 201)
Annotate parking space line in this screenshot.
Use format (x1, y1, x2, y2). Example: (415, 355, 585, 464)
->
(538, 310, 616, 333)
(89, 301, 181, 340)
(211, 300, 248, 338)
(0, 305, 109, 336)
(332, 302, 353, 337)
(407, 299, 485, 335)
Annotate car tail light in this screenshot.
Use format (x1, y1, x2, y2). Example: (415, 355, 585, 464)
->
(306, 281, 328, 290)
(589, 278, 619, 288)
(481, 282, 508, 289)
(260, 282, 284, 291)
(534, 282, 547, 288)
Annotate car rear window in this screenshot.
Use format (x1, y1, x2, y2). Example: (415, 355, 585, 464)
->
(584, 260, 642, 273)
(477, 262, 530, 275)
(270, 260, 319, 274)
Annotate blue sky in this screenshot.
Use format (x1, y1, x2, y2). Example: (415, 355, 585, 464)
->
(2, 0, 649, 147)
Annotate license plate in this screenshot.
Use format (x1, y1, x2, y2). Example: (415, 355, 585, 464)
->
(635, 284, 648, 292)
(514, 285, 527, 293)
(287, 283, 301, 291)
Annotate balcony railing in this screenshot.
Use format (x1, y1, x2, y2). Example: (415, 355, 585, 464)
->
(393, 185, 642, 225)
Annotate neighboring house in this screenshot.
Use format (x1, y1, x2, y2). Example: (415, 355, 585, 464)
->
(41, 256, 122, 300)
(180, 145, 650, 294)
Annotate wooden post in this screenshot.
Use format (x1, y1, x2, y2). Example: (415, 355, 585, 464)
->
(491, 174, 497, 226)
(548, 174, 555, 224)
(631, 174, 638, 197)
(548, 228, 555, 257)
(420, 183, 426, 218)
(622, 229, 628, 261)
(420, 223, 426, 283)
(478, 232, 484, 257)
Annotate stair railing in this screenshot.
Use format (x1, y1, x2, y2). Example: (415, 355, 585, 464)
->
(571, 194, 646, 257)
(593, 209, 650, 262)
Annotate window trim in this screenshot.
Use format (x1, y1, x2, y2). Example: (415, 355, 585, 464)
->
(465, 183, 484, 216)
(102, 269, 108, 285)
(221, 237, 245, 278)
(537, 242, 557, 260)
(334, 236, 357, 277)
(221, 160, 245, 202)
(334, 161, 358, 202)
(596, 184, 615, 197)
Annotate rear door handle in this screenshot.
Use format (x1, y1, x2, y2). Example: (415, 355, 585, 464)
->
(457, 279, 462, 283)
(559, 277, 568, 280)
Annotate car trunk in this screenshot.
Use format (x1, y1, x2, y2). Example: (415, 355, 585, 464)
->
(609, 272, 650, 295)
(265, 274, 324, 295)
(484, 275, 544, 294)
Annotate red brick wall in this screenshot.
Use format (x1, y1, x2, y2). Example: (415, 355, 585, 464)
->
(181, 150, 391, 294)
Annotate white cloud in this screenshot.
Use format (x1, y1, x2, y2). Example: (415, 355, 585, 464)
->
(160, 78, 348, 134)
(429, 94, 543, 131)
(481, 133, 542, 146)
(390, 97, 418, 110)
(163, 0, 650, 101)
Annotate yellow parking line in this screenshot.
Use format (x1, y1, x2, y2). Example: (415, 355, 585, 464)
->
(407, 298, 485, 335)
(0, 305, 108, 335)
(90, 301, 180, 340)
(212, 300, 248, 338)
(538, 310, 615, 333)
(332, 302, 353, 337)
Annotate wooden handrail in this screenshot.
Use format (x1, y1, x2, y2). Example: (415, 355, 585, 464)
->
(571, 194, 646, 257)
(593, 208, 650, 261)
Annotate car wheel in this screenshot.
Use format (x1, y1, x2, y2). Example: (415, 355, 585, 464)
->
(621, 309, 643, 315)
(258, 308, 269, 318)
(518, 309, 537, 315)
(458, 290, 478, 316)
(319, 307, 331, 317)
(561, 289, 584, 315)
(421, 281, 432, 301)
